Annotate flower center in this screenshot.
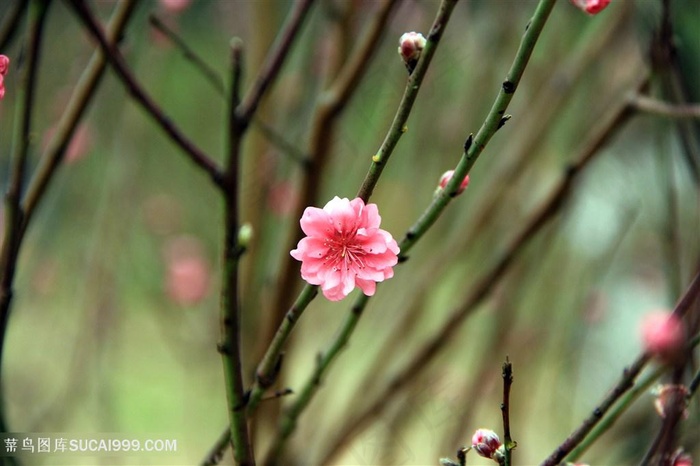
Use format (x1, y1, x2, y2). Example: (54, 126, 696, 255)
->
(325, 231, 365, 272)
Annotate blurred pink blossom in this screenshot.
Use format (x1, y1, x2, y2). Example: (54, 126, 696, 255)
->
(640, 311, 685, 363)
(672, 449, 693, 466)
(0, 55, 9, 99)
(43, 123, 92, 163)
(290, 196, 399, 301)
(159, 0, 192, 13)
(570, 0, 611, 15)
(268, 180, 299, 216)
(163, 236, 211, 306)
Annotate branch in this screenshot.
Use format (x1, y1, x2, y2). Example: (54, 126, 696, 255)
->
(236, 0, 316, 126)
(501, 359, 514, 466)
(630, 94, 700, 119)
(356, 0, 458, 202)
(22, 0, 138, 234)
(148, 13, 226, 95)
(64, 0, 224, 187)
(217, 39, 255, 466)
(399, 0, 558, 259)
(540, 271, 700, 466)
(0, 0, 52, 437)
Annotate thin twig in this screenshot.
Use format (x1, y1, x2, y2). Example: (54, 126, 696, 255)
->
(356, 0, 458, 202)
(217, 39, 255, 466)
(399, 0, 558, 259)
(0, 0, 52, 439)
(0, 0, 27, 51)
(148, 13, 225, 95)
(22, 0, 138, 234)
(630, 94, 700, 119)
(236, 0, 316, 126)
(501, 359, 514, 466)
(540, 271, 700, 466)
(65, 0, 224, 187)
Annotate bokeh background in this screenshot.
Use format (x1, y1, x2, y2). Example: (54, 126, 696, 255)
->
(0, 0, 698, 464)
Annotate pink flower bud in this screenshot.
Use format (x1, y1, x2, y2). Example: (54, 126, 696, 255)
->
(671, 449, 693, 466)
(569, 0, 611, 15)
(398, 32, 426, 69)
(640, 311, 685, 363)
(0, 55, 9, 75)
(652, 384, 690, 420)
(438, 170, 470, 195)
(0, 55, 9, 100)
(471, 429, 502, 460)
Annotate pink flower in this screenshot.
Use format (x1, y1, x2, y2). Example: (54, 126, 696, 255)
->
(438, 170, 470, 196)
(570, 0, 611, 15)
(471, 429, 503, 461)
(640, 311, 685, 363)
(290, 196, 399, 301)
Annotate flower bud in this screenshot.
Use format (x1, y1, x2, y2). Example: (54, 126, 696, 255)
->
(437, 170, 470, 196)
(640, 311, 685, 363)
(0, 55, 9, 100)
(471, 429, 502, 461)
(671, 449, 693, 466)
(652, 384, 690, 420)
(0, 55, 9, 75)
(569, 0, 611, 15)
(398, 32, 426, 72)
(238, 223, 253, 249)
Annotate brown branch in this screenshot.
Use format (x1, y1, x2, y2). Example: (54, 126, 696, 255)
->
(236, 0, 316, 126)
(64, 0, 224, 187)
(541, 271, 700, 466)
(0, 0, 52, 436)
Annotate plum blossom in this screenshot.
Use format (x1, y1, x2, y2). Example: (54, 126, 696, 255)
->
(570, 0, 611, 15)
(290, 196, 399, 301)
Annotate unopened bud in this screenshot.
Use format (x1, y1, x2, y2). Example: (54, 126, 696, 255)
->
(238, 223, 253, 249)
(0, 55, 9, 75)
(437, 170, 470, 196)
(471, 429, 502, 461)
(671, 449, 693, 466)
(569, 0, 611, 15)
(398, 32, 426, 72)
(640, 311, 685, 363)
(652, 384, 690, 420)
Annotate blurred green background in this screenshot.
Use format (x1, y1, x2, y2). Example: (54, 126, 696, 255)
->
(0, 0, 698, 464)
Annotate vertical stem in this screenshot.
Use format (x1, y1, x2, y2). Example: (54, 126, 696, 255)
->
(501, 359, 514, 466)
(0, 0, 51, 437)
(219, 39, 254, 466)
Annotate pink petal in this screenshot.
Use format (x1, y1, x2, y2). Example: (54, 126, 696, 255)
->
(299, 206, 332, 237)
(355, 278, 376, 296)
(324, 197, 358, 234)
